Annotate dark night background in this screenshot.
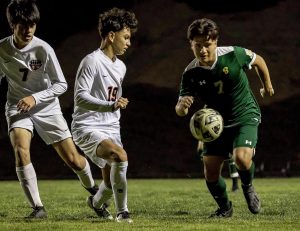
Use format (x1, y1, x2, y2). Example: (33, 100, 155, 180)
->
(0, 0, 299, 179)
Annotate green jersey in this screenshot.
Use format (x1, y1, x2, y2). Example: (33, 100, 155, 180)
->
(179, 46, 261, 126)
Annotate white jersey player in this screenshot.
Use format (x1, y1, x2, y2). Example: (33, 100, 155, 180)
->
(71, 7, 138, 223)
(1, 0, 97, 219)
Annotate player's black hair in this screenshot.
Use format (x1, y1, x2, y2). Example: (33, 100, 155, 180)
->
(187, 18, 219, 41)
(6, 0, 40, 28)
(98, 7, 138, 38)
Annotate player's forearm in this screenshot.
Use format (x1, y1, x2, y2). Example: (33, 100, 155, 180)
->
(253, 55, 273, 90)
(75, 91, 115, 112)
(32, 81, 67, 104)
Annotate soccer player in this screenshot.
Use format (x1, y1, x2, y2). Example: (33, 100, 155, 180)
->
(71, 7, 138, 223)
(0, 0, 97, 219)
(175, 18, 274, 218)
(197, 141, 239, 192)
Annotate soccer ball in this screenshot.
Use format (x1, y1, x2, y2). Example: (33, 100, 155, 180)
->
(189, 108, 224, 142)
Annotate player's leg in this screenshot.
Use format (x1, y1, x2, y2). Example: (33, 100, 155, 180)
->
(203, 155, 233, 218)
(33, 114, 97, 194)
(233, 123, 260, 214)
(96, 139, 132, 223)
(52, 138, 97, 193)
(227, 158, 239, 192)
(87, 164, 113, 220)
(233, 147, 260, 214)
(9, 127, 46, 219)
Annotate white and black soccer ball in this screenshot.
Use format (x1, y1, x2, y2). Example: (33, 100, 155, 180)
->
(189, 108, 224, 142)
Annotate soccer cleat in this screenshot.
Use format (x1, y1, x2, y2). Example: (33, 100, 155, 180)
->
(86, 196, 113, 220)
(242, 184, 261, 214)
(84, 184, 99, 195)
(25, 206, 47, 219)
(116, 211, 133, 223)
(209, 201, 233, 218)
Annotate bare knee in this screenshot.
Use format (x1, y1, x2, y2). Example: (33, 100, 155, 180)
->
(97, 141, 128, 162)
(109, 146, 128, 162)
(233, 147, 253, 170)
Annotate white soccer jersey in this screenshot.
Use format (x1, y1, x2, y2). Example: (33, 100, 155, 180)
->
(0, 35, 67, 116)
(72, 49, 126, 132)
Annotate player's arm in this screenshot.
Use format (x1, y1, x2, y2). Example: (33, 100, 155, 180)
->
(175, 96, 194, 116)
(252, 54, 274, 98)
(74, 59, 115, 112)
(32, 47, 68, 105)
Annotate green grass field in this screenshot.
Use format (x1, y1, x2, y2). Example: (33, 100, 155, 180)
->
(0, 178, 299, 231)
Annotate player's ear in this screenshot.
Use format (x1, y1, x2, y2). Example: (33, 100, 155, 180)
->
(108, 31, 115, 43)
(189, 40, 193, 49)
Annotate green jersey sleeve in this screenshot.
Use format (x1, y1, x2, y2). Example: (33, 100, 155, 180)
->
(234, 46, 256, 71)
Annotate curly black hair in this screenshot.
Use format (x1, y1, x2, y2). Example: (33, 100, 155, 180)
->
(98, 7, 138, 39)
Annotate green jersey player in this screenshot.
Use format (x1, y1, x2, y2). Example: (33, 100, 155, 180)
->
(175, 18, 274, 218)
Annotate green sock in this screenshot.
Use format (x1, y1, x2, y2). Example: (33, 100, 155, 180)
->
(206, 177, 230, 210)
(237, 162, 255, 186)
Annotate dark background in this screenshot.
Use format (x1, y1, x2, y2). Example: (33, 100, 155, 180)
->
(0, 0, 299, 179)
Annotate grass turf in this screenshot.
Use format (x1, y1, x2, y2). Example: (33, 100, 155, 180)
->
(0, 178, 299, 230)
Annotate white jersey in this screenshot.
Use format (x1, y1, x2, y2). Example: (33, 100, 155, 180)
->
(71, 49, 126, 132)
(0, 35, 67, 116)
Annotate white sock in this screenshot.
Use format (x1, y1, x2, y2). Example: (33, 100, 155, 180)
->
(110, 161, 128, 214)
(16, 163, 43, 208)
(93, 181, 113, 208)
(73, 158, 95, 188)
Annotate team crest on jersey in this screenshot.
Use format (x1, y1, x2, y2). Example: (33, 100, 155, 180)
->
(245, 49, 254, 59)
(223, 67, 229, 75)
(29, 60, 42, 70)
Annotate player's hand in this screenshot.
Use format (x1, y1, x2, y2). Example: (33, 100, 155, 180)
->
(179, 96, 194, 109)
(260, 87, 274, 98)
(17, 96, 36, 113)
(114, 97, 129, 110)
(175, 96, 194, 116)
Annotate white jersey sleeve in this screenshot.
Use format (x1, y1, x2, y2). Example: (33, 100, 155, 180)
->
(31, 45, 67, 105)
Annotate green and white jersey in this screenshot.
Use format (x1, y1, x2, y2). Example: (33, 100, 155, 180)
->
(179, 46, 261, 126)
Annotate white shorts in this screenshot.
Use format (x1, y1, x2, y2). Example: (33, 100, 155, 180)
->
(6, 113, 71, 145)
(72, 128, 122, 168)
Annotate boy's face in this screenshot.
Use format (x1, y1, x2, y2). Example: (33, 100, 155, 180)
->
(13, 22, 36, 49)
(190, 35, 217, 66)
(111, 27, 132, 56)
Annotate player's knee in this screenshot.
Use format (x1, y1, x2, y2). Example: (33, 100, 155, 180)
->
(234, 157, 251, 170)
(111, 147, 128, 162)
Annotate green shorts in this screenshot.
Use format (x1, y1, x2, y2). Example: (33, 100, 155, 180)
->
(202, 119, 259, 158)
